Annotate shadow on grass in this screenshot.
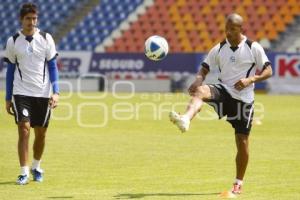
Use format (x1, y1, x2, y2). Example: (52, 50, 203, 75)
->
(47, 197, 73, 199)
(0, 181, 16, 185)
(114, 192, 219, 199)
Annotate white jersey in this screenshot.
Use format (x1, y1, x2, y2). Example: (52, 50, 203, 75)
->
(5, 28, 57, 98)
(203, 36, 270, 103)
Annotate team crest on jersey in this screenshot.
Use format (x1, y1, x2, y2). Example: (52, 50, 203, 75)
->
(27, 45, 33, 54)
(22, 108, 29, 117)
(230, 56, 236, 62)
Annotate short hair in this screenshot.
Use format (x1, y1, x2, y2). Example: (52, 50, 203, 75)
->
(226, 13, 243, 26)
(20, 3, 38, 19)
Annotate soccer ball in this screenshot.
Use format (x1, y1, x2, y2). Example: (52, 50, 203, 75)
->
(144, 35, 169, 61)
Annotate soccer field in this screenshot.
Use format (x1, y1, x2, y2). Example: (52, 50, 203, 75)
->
(0, 92, 299, 200)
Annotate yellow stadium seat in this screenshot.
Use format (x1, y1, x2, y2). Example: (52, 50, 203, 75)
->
(182, 14, 193, 23)
(202, 5, 212, 15)
(242, 0, 252, 6)
(182, 39, 193, 52)
(186, 22, 195, 30)
(174, 22, 185, 31)
(287, 0, 298, 4)
(257, 5, 267, 15)
(289, 5, 300, 15)
(235, 5, 247, 19)
(256, 30, 266, 40)
(176, 0, 186, 7)
(282, 14, 294, 24)
(209, 0, 219, 7)
(216, 13, 225, 24)
(272, 15, 286, 32)
(195, 45, 204, 52)
(177, 30, 187, 39)
(199, 31, 209, 40)
(266, 29, 278, 40)
(196, 22, 207, 31)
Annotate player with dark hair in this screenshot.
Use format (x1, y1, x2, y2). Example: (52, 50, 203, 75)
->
(4, 2, 59, 185)
(169, 13, 273, 194)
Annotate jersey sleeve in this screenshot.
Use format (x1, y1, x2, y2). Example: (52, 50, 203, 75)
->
(201, 44, 219, 71)
(46, 33, 58, 61)
(4, 37, 16, 64)
(252, 42, 271, 71)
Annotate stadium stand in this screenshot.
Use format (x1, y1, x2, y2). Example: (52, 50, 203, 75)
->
(275, 15, 300, 52)
(58, 0, 144, 51)
(1, 0, 300, 52)
(0, 0, 85, 50)
(105, 0, 300, 52)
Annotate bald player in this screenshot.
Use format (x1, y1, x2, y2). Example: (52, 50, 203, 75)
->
(169, 13, 272, 194)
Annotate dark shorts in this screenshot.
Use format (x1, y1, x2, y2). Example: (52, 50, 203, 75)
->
(206, 84, 254, 135)
(12, 95, 51, 128)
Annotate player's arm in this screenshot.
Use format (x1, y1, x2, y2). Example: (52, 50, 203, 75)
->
(188, 44, 218, 95)
(234, 63, 272, 91)
(4, 37, 16, 115)
(48, 58, 59, 108)
(249, 64, 272, 83)
(188, 65, 210, 96)
(5, 62, 16, 115)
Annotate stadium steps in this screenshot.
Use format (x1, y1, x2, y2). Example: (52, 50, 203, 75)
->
(53, 0, 99, 44)
(94, 0, 154, 52)
(272, 16, 300, 52)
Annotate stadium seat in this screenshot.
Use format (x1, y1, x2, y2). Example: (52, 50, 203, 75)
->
(58, 0, 144, 50)
(107, 0, 299, 52)
(1, 0, 85, 47)
(4, 0, 295, 52)
(104, 0, 300, 52)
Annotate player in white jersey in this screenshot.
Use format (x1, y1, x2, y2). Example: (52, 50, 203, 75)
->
(169, 13, 273, 194)
(4, 3, 59, 185)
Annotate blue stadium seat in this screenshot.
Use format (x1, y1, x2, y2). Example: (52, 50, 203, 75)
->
(1, 0, 86, 49)
(1, 0, 143, 51)
(58, 0, 144, 51)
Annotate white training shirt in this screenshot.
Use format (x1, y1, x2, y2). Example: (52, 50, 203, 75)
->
(203, 35, 270, 103)
(5, 28, 57, 98)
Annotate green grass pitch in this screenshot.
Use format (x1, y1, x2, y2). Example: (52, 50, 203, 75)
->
(0, 92, 299, 200)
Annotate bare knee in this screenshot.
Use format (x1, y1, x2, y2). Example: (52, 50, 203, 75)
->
(194, 85, 211, 100)
(18, 122, 30, 140)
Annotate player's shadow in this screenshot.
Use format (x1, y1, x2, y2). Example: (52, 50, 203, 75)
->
(0, 181, 16, 185)
(114, 192, 219, 199)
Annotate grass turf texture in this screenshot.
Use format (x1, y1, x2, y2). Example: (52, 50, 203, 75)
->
(0, 92, 299, 200)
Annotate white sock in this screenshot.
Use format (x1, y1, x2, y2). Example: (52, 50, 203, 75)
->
(32, 159, 41, 170)
(20, 166, 29, 176)
(235, 178, 243, 185)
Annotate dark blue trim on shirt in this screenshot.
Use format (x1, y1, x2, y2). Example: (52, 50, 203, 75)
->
(201, 62, 210, 71)
(48, 53, 58, 62)
(3, 57, 13, 64)
(262, 61, 271, 71)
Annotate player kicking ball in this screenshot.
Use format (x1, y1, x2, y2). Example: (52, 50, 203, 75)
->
(4, 3, 59, 185)
(169, 13, 272, 195)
